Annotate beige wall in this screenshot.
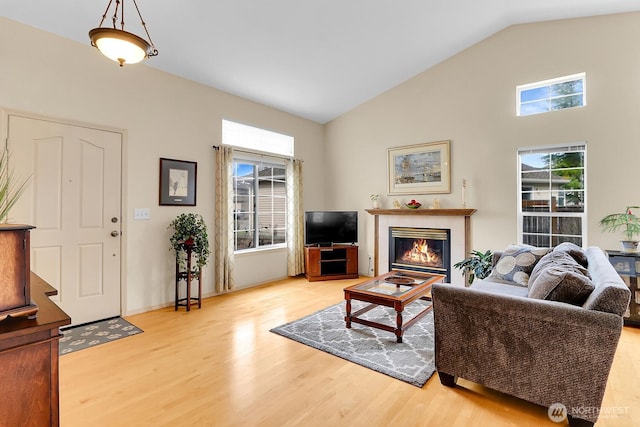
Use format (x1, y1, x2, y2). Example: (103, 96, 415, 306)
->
(325, 12, 640, 272)
(0, 17, 326, 315)
(3, 11, 639, 314)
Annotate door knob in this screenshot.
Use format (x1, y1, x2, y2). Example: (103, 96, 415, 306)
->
(111, 230, 120, 237)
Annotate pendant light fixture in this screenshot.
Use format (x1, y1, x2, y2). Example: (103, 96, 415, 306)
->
(89, 0, 158, 67)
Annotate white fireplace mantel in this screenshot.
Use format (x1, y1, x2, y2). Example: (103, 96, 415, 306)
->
(366, 208, 476, 286)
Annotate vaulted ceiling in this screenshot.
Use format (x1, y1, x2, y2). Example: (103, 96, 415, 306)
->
(2, 1, 640, 123)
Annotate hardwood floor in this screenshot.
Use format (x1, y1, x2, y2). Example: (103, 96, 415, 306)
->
(60, 276, 640, 426)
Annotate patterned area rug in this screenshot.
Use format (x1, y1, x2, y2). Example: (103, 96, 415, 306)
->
(270, 299, 435, 387)
(59, 317, 143, 355)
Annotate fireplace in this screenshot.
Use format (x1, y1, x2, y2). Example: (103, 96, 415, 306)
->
(389, 227, 451, 282)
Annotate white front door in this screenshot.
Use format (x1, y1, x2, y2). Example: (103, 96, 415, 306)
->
(7, 114, 122, 326)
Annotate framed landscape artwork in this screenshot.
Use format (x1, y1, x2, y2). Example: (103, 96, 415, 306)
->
(387, 140, 451, 195)
(159, 158, 197, 206)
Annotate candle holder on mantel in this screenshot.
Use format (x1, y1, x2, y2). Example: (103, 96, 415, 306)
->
(462, 178, 467, 208)
(0, 224, 39, 321)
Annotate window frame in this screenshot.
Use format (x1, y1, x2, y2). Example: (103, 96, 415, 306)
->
(232, 156, 288, 253)
(517, 143, 587, 247)
(516, 73, 586, 117)
(222, 119, 292, 253)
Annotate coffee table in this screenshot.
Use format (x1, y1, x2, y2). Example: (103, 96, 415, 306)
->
(344, 270, 445, 343)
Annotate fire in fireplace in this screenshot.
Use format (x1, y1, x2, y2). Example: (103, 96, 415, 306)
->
(401, 239, 442, 266)
(389, 227, 451, 282)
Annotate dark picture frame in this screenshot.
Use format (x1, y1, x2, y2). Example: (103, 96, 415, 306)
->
(159, 158, 197, 206)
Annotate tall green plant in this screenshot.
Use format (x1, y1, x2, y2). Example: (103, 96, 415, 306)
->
(0, 150, 30, 223)
(168, 213, 211, 271)
(600, 206, 640, 241)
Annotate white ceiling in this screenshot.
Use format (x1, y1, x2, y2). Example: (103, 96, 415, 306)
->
(2, 1, 640, 123)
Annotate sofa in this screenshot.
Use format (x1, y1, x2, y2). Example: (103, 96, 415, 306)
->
(432, 244, 631, 427)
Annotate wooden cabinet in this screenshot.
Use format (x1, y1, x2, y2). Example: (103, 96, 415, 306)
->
(0, 224, 38, 320)
(606, 250, 640, 327)
(0, 273, 71, 426)
(305, 245, 358, 281)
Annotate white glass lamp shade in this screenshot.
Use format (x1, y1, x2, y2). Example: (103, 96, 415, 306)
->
(89, 28, 152, 66)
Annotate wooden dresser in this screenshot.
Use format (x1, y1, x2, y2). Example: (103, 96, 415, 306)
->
(0, 273, 71, 426)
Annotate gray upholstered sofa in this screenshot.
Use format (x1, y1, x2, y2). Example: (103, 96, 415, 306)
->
(432, 244, 631, 427)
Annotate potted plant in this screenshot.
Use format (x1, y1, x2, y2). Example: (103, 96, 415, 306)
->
(600, 206, 640, 251)
(0, 150, 30, 223)
(370, 194, 380, 209)
(168, 213, 211, 272)
(453, 249, 493, 285)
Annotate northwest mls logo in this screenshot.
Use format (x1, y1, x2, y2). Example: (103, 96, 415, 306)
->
(548, 403, 568, 423)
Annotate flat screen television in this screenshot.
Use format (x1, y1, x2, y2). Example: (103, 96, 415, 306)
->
(304, 211, 358, 246)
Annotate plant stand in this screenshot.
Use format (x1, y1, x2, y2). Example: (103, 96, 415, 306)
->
(174, 243, 202, 311)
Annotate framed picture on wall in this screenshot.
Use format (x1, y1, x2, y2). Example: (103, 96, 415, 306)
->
(387, 140, 451, 195)
(159, 158, 197, 206)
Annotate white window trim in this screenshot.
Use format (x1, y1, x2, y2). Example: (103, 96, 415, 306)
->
(517, 143, 588, 247)
(516, 72, 586, 117)
(221, 119, 294, 253)
(232, 156, 287, 253)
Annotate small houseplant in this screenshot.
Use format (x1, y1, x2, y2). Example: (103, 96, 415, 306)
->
(370, 194, 380, 209)
(168, 213, 211, 272)
(0, 150, 30, 223)
(453, 249, 493, 285)
(600, 206, 640, 251)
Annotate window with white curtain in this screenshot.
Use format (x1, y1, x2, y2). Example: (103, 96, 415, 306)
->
(222, 119, 293, 252)
(518, 144, 587, 247)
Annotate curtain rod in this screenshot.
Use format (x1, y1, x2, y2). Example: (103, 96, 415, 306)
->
(212, 145, 302, 162)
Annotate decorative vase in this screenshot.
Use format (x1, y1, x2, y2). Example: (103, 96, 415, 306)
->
(621, 240, 640, 252)
(372, 199, 380, 209)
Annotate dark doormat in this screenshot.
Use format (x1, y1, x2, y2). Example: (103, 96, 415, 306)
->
(59, 316, 143, 355)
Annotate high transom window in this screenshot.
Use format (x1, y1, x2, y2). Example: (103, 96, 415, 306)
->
(517, 73, 585, 116)
(518, 144, 587, 247)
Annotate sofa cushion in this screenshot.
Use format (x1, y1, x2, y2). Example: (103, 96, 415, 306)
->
(528, 250, 594, 305)
(471, 280, 530, 298)
(489, 244, 551, 287)
(553, 242, 588, 267)
(529, 250, 590, 286)
(528, 266, 595, 305)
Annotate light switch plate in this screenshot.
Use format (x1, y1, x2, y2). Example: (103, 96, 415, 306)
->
(134, 208, 151, 220)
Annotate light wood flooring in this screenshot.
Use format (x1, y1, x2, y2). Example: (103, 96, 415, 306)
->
(60, 276, 640, 427)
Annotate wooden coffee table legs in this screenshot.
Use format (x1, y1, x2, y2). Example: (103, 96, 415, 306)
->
(345, 297, 418, 343)
(395, 310, 403, 343)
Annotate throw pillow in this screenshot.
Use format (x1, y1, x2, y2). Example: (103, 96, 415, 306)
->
(529, 251, 590, 286)
(553, 242, 588, 267)
(489, 244, 551, 287)
(528, 265, 595, 305)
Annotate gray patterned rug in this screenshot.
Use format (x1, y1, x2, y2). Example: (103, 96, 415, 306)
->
(270, 299, 435, 387)
(59, 317, 143, 355)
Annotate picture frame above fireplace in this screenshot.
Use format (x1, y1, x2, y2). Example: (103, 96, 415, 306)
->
(387, 140, 451, 195)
